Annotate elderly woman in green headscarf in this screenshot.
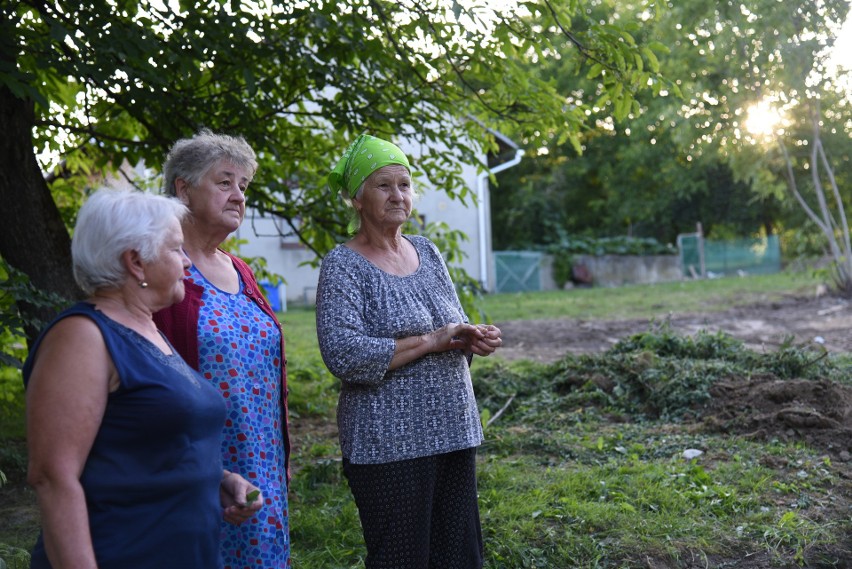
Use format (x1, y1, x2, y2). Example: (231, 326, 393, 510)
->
(316, 133, 502, 569)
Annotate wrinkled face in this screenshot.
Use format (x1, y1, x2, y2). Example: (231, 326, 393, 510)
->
(178, 158, 251, 235)
(353, 165, 413, 231)
(143, 217, 190, 311)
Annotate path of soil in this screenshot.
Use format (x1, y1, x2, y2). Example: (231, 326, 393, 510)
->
(495, 293, 852, 364)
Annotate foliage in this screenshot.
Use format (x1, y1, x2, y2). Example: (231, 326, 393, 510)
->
(0, 543, 31, 569)
(286, 361, 338, 420)
(0, 365, 25, 441)
(545, 235, 676, 256)
(772, 105, 852, 296)
(550, 251, 574, 289)
(0, 0, 674, 369)
(610, 324, 745, 360)
(414, 219, 490, 323)
(0, 261, 69, 368)
(779, 222, 833, 260)
(220, 237, 284, 290)
(477, 323, 839, 423)
(0, 442, 27, 485)
(492, 0, 851, 250)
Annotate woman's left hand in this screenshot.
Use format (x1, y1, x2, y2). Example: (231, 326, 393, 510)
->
(220, 470, 263, 525)
(446, 323, 502, 356)
(467, 324, 502, 357)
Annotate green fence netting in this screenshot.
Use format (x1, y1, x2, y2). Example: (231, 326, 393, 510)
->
(495, 234, 782, 293)
(678, 234, 781, 277)
(494, 251, 542, 293)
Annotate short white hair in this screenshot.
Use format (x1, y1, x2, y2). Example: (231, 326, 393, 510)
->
(72, 188, 188, 296)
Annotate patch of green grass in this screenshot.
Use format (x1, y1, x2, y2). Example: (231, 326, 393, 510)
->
(280, 306, 321, 359)
(289, 458, 365, 568)
(279, 306, 339, 419)
(475, 414, 846, 567)
(479, 271, 820, 322)
(288, 328, 852, 567)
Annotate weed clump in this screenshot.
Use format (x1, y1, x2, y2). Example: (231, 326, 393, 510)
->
(489, 324, 842, 422)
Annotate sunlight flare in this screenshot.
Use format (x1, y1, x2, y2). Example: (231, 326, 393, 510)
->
(744, 100, 785, 139)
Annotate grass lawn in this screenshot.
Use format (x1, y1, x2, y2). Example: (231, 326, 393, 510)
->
(4, 270, 850, 568)
(284, 270, 851, 567)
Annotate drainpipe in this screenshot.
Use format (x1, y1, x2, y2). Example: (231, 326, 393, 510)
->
(476, 147, 525, 291)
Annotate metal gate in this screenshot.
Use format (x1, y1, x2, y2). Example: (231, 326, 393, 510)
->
(494, 251, 542, 293)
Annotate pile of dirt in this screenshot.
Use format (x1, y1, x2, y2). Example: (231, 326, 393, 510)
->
(703, 374, 852, 459)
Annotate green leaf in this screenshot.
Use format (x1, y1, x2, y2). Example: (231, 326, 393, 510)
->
(246, 489, 261, 504)
(586, 63, 604, 80)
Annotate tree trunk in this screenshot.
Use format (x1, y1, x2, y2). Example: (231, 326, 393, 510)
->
(0, 85, 80, 345)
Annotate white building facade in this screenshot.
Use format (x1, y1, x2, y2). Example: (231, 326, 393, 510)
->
(235, 133, 522, 308)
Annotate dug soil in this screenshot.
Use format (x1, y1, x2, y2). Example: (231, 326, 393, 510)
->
(495, 292, 852, 567)
(496, 293, 852, 363)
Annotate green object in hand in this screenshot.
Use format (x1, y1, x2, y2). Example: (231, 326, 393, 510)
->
(245, 489, 260, 505)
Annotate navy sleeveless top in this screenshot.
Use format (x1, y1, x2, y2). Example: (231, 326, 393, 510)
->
(23, 302, 227, 569)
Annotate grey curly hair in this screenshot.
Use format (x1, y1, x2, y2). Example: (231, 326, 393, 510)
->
(162, 128, 258, 196)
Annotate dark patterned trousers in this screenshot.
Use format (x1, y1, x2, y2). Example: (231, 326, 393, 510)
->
(342, 447, 484, 569)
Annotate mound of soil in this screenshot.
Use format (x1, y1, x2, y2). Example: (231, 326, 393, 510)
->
(704, 375, 852, 459)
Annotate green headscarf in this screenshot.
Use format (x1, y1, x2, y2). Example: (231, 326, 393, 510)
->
(328, 133, 411, 198)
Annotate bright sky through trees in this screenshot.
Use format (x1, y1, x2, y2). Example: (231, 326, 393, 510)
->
(828, 7, 852, 95)
(744, 3, 851, 139)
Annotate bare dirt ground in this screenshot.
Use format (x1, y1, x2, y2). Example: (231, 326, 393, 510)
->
(496, 294, 852, 464)
(495, 293, 852, 364)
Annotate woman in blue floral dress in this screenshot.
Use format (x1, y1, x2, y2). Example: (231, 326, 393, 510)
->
(154, 130, 291, 568)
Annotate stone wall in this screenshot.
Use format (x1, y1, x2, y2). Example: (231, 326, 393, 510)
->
(540, 254, 683, 290)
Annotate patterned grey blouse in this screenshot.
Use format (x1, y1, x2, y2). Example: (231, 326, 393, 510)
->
(316, 235, 484, 465)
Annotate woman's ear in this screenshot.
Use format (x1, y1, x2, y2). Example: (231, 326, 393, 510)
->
(174, 178, 190, 204)
(122, 249, 146, 284)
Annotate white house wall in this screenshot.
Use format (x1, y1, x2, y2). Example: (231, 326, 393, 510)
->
(235, 141, 493, 307)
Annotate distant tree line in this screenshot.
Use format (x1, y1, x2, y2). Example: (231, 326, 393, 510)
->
(493, 0, 852, 260)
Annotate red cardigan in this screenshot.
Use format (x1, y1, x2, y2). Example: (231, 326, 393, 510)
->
(153, 251, 290, 479)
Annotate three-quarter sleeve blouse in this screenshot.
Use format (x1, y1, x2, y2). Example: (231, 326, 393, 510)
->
(316, 235, 484, 464)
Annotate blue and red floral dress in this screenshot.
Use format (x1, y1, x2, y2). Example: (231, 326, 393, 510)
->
(187, 265, 290, 568)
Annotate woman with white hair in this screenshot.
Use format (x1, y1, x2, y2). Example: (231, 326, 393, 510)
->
(24, 188, 262, 569)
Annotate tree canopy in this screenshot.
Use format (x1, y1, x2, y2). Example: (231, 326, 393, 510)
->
(0, 0, 667, 356)
(492, 0, 852, 248)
